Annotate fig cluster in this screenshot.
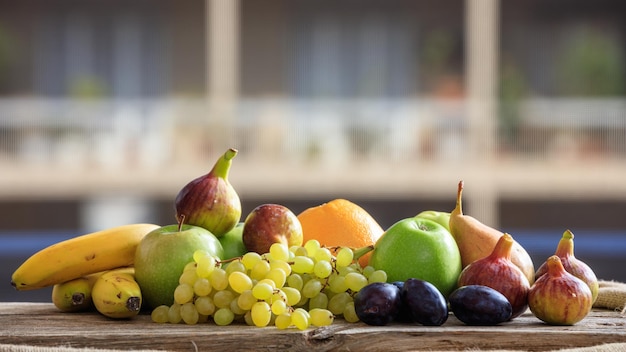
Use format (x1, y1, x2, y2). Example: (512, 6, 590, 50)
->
(529, 230, 597, 325)
(453, 230, 598, 326)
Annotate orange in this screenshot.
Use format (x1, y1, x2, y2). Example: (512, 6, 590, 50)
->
(296, 199, 384, 267)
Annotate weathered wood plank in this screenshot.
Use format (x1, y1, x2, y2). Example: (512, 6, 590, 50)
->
(1, 303, 625, 351)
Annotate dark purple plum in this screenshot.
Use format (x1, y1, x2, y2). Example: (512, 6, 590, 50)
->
(391, 281, 413, 323)
(402, 278, 448, 326)
(353, 282, 402, 326)
(449, 285, 513, 325)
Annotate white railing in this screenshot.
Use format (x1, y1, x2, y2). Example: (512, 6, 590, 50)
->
(3, 96, 626, 169)
(521, 98, 626, 128)
(0, 97, 474, 169)
(2, 97, 625, 170)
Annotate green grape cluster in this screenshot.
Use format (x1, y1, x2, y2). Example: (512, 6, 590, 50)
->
(150, 240, 387, 329)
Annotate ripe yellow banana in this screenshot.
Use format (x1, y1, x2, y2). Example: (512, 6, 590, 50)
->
(92, 267, 142, 319)
(11, 223, 160, 290)
(51, 271, 104, 312)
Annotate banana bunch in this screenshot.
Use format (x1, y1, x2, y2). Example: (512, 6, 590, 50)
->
(11, 223, 159, 290)
(91, 267, 142, 319)
(51, 267, 143, 319)
(12, 223, 159, 319)
(51, 271, 104, 312)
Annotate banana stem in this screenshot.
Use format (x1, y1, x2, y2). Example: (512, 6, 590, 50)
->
(72, 293, 86, 306)
(126, 297, 142, 313)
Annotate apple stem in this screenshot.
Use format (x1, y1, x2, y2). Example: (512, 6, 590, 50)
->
(177, 214, 185, 232)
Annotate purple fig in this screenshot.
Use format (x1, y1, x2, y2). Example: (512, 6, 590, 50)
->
(457, 233, 530, 319)
(528, 255, 593, 325)
(175, 148, 241, 237)
(535, 230, 598, 303)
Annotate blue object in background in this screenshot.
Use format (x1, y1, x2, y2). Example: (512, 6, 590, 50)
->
(512, 229, 626, 257)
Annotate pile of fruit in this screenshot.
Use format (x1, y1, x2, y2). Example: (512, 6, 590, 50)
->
(10, 148, 599, 328)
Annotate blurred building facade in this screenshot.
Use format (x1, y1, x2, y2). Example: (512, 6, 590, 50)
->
(1, 0, 626, 300)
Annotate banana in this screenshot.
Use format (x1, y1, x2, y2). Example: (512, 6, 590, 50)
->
(11, 223, 160, 290)
(92, 267, 142, 319)
(51, 271, 104, 312)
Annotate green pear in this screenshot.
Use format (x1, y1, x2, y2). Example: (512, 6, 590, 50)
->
(415, 210, 451, 232)
(369, 217, 461, 297)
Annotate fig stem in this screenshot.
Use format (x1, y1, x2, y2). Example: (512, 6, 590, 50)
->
(210, 148, 238, 180)
(546, 255, 566, 276)
(563, 229, 574, 240)
(492, 233, 514, 260)
(555, 229, 575, 257)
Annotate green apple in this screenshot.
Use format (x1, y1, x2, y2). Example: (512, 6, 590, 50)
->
(369, 217, 461, 297)
(219, 222, 246, 260)
(134, 224, 224, 310)
(415, 210, 451, 232)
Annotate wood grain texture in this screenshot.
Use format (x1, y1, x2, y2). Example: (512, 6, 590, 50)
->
(1, 303, 625, 351)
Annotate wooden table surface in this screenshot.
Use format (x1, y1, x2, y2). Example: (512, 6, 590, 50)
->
(1, 303, 625, 352)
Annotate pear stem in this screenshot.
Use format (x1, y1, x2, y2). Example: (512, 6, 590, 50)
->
(210, 148, 238, 180)
(353, 245, 375, 261)
(453, 180, 464, 215)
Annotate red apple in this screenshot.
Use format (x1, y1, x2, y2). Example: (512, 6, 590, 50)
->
(242, 204, 303, 254)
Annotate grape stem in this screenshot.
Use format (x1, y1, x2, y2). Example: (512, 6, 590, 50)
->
(218, 256, 242, 265)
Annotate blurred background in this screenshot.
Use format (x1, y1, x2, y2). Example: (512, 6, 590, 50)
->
(1, 0, 625, 302)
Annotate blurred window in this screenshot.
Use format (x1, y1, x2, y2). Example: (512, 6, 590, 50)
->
(289, 10, 417, 98)
(31, 5, 168, 98)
